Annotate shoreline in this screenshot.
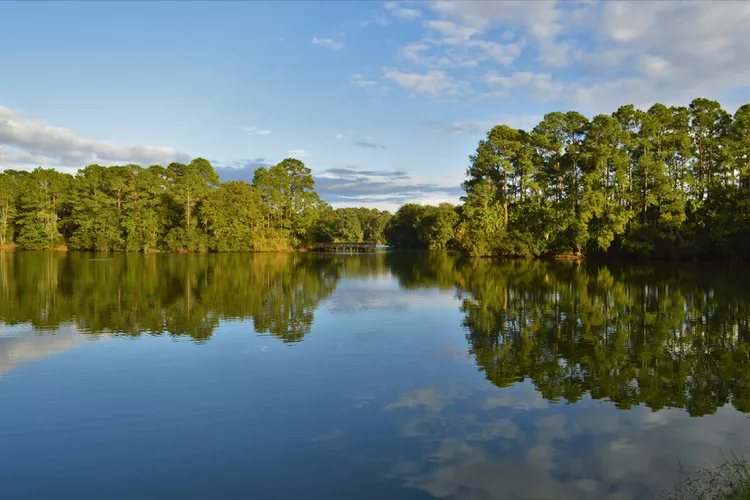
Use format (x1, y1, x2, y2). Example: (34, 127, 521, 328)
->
(1, 247, 747, 263)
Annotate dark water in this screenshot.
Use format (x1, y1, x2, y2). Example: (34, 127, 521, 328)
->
(1, 251, 750, 499)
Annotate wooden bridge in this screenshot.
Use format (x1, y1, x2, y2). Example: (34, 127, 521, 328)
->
(311, 242, 377, 253)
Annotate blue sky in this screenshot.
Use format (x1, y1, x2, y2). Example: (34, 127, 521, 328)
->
(2, 1, 750, 211)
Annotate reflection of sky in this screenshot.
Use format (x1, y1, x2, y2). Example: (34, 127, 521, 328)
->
(382, 382, 750, 500)
(0, 323, 85, 377)
(2, 270, 750, 499)
(321, 276, 461, 314)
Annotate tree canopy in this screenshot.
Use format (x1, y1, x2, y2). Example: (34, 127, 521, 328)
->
(386, 97, 750, 260)
(0, 158, 391, 252)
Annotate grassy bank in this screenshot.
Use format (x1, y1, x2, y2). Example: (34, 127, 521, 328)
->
(661, 454, 750, 499)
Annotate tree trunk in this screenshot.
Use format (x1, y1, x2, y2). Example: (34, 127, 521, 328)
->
(186, 194, 192, 233)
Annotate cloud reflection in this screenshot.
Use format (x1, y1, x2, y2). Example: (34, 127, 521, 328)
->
(0, 324, 84, 377)
(384, 382, 750, 499)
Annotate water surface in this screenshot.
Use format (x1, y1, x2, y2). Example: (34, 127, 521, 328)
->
(1, 252, 750, 499)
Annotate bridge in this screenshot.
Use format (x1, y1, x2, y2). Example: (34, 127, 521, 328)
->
(311, 242, 377, 253)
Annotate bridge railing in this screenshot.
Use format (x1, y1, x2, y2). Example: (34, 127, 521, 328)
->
(311, 242, 377, 252)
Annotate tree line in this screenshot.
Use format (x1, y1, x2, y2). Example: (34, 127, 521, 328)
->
(385, 97, 750, 259)
(0, 158, 391, 252)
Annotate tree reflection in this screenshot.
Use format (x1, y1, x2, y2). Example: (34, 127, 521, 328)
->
(384, 251, 460, 291)
(0, 252, 339, 342)
(457, 259, 750, 416)
(2, 251, 750, 415)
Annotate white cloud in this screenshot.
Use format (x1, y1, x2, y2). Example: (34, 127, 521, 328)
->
(0, 105, 189, 168)
(485, 71, 564, 101)
(351, 74, 378, 87)
(287, 149, 310, 159)
(0, 147, 59, 169)
(467, 40, 522, 65)
(444, 120, 494, 136)
(577, 1, 750, 112)
(580, 48, 632, 69)
(366, 1, 750, 112)
(426, 0, 570, 67)
(240, 126, 272, 136)
(445, 115, 542, 135)
(335, 133, 345, 140)
(316, 167, 463, 211)
(311, 36, 344, 51)
(424, 20, 479, 44)
(637, 54, 672, 77)
(402, 43, 432, 65)
(384, 70, 457, 97)
(385, 1, 421, 21)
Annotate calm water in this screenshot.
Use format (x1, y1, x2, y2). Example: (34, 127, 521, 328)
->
(1, 251, 750, 499)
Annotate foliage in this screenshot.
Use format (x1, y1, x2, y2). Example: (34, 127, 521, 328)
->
(252, 158, 321, 247)
(313, 206, 391, 244)
(1, 157, 392, 252)
(385, 203, 459, 249)
(14, 168, 70, 249)
(0, 171, 19, 246)
(200, 181, 266, 252)
(386, 97, 750, 260)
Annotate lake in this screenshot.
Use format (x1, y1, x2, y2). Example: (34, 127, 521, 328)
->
(1, 251, 749, 499)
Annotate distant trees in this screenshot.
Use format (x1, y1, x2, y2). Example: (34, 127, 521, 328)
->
(315, 206, 391, 244)
(385, 203, 459, 250)
(0, 157, 392, 252)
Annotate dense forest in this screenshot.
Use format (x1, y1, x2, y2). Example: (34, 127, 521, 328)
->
(0, 158, 391, 252)
(387, 97, 750, 259)
(2, 251, 750, 416)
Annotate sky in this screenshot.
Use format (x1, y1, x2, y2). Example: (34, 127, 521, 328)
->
(1, 1, 750, 212)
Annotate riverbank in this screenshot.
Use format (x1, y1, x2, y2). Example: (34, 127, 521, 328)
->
(659, 455, 750, 499)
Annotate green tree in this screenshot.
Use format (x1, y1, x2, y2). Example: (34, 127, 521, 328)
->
(456, 181, 505, 257)
(364, 208, 392, 243)
(165, 158, 219, 251)
(581, 114, 631, 251)
(253, 158, 320, 247)
(689, 98, 731, 201)
(200, 181, 266, 251)
(68, 164, 124, 251)
(532, 112, 589, 254)
(120, 165, 165, 252)
(417, 203, 458, 250)
(0, 171, 19, 246)
(15, 168, 72, 249)
(385, 204, 427, 249)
